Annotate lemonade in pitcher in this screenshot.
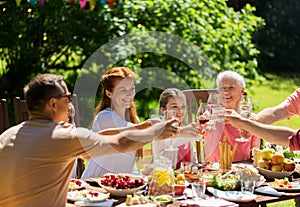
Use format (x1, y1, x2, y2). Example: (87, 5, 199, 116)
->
(148, 158, 174, 196)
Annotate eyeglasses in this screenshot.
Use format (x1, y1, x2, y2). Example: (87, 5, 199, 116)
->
(53, 94, 72, 103)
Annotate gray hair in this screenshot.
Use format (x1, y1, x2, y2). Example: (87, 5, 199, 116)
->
(216, 71, 246, 89)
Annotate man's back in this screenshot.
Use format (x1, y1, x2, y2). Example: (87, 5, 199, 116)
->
(0, 120, 80, 207)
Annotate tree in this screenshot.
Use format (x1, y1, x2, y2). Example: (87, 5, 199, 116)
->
(0, 0, 264, 125)
(228, 0, 300, 75)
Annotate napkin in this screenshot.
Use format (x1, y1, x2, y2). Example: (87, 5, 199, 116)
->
(255, 186, 282, 196)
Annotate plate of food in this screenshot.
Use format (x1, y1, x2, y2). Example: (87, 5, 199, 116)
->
(68, 179, 88, 190)
(257, 167, 293, 180)
(96, 174, 146, 197)
(207, 187, 257, 202)
(268, 178, 300, 191)
(67, 189, 110, 202)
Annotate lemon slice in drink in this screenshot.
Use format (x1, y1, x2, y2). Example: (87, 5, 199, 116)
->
(153, 169, 172, 186)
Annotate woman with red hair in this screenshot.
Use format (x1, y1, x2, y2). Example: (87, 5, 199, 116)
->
(81, 67, 145, 177)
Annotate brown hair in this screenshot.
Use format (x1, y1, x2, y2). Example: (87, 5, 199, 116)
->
(93, 67, 142, 158)
(159, 88, 186, 125)
(159, 88, 186, 110)
(24, 74, 65, 112)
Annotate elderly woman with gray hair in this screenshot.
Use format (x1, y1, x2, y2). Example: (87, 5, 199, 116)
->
(204, 71, 260, 162)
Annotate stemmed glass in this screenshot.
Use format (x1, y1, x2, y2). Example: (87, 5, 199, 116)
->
(235, 95, 252, 142)
(196, 103, 215, 142)
(207, 93, 220, 108)
(163, 110, 179, 169)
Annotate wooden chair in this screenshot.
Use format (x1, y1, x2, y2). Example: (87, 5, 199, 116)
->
(0, 99, 10, 134)
(182, 89, 218, 164)
(14, 97, 29, 124)
(182, 89, 218, 123)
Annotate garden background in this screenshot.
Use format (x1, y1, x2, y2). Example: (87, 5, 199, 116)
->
(1, 0, 300, 127)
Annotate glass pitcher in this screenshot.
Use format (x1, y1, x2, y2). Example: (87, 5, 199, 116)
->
(148, 157, 174, 196)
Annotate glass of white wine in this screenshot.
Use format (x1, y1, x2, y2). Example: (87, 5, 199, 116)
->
(162, 110, 179, 169)
(235, 95, 252, 142)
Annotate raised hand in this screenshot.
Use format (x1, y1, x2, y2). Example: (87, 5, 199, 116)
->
(153, 118, 180, 140)
(178, 122, 199, 138)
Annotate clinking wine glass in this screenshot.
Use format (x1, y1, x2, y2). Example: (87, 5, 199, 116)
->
(235, 95, 252, 142)
(207, 93, 220, 108)
(163, 110, 179, 169)
(196, 103, 215, 142)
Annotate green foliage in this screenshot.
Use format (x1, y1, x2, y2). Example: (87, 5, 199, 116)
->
(0, 0, 264, 124)
(105, 0, 265, 118)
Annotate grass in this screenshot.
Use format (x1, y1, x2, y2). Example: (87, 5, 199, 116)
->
(251, 73, 300, 130)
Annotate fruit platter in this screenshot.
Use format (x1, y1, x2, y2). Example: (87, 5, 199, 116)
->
(255, 148, 295, 180)
(96, 174, 146, 197)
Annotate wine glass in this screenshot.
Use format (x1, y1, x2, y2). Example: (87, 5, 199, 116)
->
(196, 103, 214, 142)
(207, 93, 223, 123)
(207, 93, 220, 108)
(235, 95, 252, 142)
(162, 110, 179, 169)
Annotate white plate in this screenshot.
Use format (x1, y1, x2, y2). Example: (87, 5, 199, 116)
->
(74, 199, 114, 207)
(67, 189, 109, 202)
(257, 167, 293, 180)
(68, 179, 88, 190)
(207, 187, 257, 202)
(268, 181, 300, 191)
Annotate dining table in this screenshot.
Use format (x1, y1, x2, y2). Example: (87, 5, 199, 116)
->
(66, 176, 300, 207)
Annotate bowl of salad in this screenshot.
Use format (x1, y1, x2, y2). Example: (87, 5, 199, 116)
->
(205, 172, 240, 191)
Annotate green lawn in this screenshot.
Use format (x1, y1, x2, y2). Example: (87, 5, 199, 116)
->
(251, 74, 300, 130)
